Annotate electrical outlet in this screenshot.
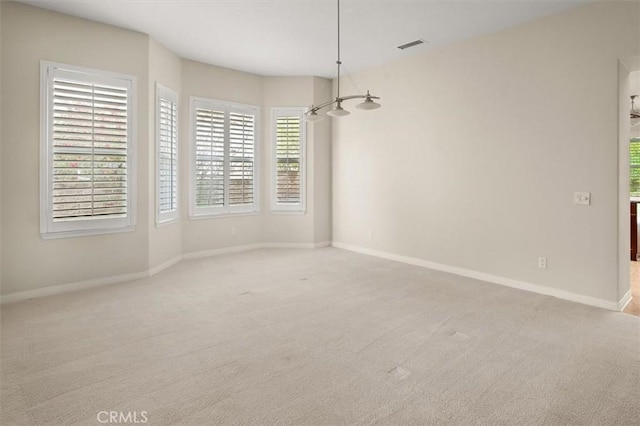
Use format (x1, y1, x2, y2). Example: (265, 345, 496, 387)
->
(368, 229, 373, 238)
(231, 227, 237, 237)
(573, 192, 591, 205)
(538, 256, 547, 269)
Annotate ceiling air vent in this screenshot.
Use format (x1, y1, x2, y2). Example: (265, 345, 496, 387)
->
(397, 39, 426, 50)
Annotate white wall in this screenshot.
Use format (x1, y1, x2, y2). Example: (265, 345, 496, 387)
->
(1, 2, 151, 295)
(0, 2, 332, 297)
(332, 0, 640, 305)
(312, 77, 333, 244)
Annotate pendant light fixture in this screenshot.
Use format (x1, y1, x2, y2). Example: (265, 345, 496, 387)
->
(632, 96, 640, 128)
(632, 95, 640, 119)
(305, 0, 381, 122)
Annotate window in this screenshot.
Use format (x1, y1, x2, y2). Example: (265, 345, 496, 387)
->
(190, 97, 259, 217)
(40, 61, 136, 238)
(271, 108, 306, 213)
(631, 138, 640, 197)
(156, 84, 178, 225)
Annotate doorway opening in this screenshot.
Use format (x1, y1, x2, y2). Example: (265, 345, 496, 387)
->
(622, 59, 640, 315)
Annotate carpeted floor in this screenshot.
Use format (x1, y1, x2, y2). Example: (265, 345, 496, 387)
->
(1, 248, 639, 425)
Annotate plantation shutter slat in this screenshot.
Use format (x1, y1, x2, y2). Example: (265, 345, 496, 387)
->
(229, 112, 255, 206)
(158, 96, 177, 214)
(275, 115, 302, 205)
(195, 108, 226, 207)
(51, 78, 128, 221)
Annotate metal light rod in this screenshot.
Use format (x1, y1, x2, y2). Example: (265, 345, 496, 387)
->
(305, 0, 381, 121)
(308, 94, 381, 115)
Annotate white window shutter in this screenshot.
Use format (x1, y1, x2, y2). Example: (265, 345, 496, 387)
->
(229, 111, 255, 206)
(195, 107, 226, 208)
(156, 84, 178, 224)
(41, 61, 136, 238)
(190, 97, 259, 218)
(52, 79, 128, 220)
(271, 108, 305, 213)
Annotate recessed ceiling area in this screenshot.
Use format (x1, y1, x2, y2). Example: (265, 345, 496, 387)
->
(15, 0, 596, 77)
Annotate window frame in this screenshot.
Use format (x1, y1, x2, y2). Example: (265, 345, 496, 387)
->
(155, 83, 179, 226)
(270, 107, 306, 214)
(40, 61, 137, 239)
(189, 96, 260, 219)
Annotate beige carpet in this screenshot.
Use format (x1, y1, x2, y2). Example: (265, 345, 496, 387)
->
(1, 248, 639, 425)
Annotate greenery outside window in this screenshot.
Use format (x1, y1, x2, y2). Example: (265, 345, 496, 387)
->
(631, 138, 640, 197)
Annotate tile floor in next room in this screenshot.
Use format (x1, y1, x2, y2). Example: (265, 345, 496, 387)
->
(624, 260, 640, 316)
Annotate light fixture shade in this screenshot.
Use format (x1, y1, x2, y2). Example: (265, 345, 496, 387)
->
(304, 1, 382, 118)
(305, 110, 324, 122)
(327, 102, 350, 117)
(356, 96, 382, 110)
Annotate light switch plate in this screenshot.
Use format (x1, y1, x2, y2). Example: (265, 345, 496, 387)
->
(573, 191, 591, 205)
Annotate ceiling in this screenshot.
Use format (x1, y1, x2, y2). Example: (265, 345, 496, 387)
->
(15, 0, 597, 77)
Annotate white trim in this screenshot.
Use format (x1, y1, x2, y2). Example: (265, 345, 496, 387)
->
(0, 271, 148, 304)
(188, 211, 260, 221)
(155, 83, 179, 226)
(332, 242, 621, 311)
(3, 241, 624, 311)
(265, 241, 331, 249)
(149, 255, 183, 276)
(271, 107, 307, 213)
(189, 97, 260, 219)
(40, 225, 135, 240)
(182, 243, 265, 260)
(182, 241, 331, 259)
(39, 61, 137, 238)
(1, 243, 329, 304)
(269, 210, 307, 215)
(1, 255, 182, 304)
(618, 60, 634, 314)
(618, 289, 633, 311)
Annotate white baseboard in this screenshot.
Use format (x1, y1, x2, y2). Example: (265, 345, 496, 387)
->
(1, 242, 330, 304)
(0, 271, 149, 305)
(149, 255, 183, 277)
(183, 241, 331, 260)
(182, 243, 266, 260)
(618, 289, 633, 311)
(265, 241, 331, 249)
(332, 241, 620, 311)
(8, 241, 620, 311)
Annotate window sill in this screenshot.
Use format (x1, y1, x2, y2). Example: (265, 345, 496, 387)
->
(41, 225, 136, 240)
(156, 217, 179, 228)
(270, 210, 307, 216)
(189, 211, 260, 221)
